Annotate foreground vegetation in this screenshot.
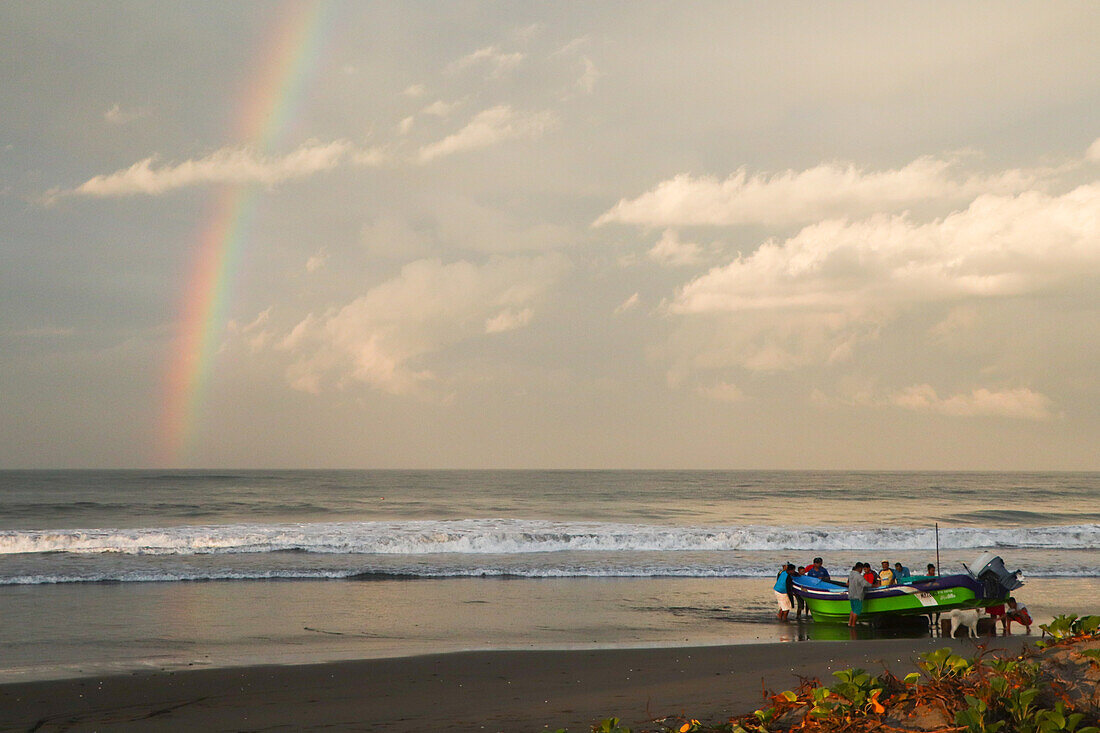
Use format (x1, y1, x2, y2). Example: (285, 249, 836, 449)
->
(573, 615, 1100, 733)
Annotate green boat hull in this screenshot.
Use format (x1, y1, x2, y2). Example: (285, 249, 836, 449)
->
(794, 557, 1023, 624)
(805, 585, 995, 623)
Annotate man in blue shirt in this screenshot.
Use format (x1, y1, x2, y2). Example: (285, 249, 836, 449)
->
(894, 562, 911, 580)
(804, 557, 830, 580)
(773, 563, 793, 621)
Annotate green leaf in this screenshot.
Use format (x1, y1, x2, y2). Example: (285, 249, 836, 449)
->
(1077, 615, 1100, 634)
(904, 672, 921, 684)
(781, 690, 798, 702)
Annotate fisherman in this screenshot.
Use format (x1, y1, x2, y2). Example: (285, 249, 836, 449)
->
(786, 563, 806, 619)
(879, 560, 895, 586)
(773, 563, 793, 621)
(804, 557, 830, 580)
(847, 563, 872, 627)
(862, 562, 878, 586)
(1004, 597, 1032, 634)
(894, 562, 911, 580)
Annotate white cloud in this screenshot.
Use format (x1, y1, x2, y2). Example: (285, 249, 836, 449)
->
(418, 105, 556, 163)
(103, 103, 148, 125)
(928, 306, 981, 341)
(673, 184, 1100, 316)
(402, 84, 426, 97)
(888, 384, 1053, 420)
(511, 24, 542, 43)
(52, 140, 391, 199)
(576, 57, 600, 95)
(666, 310, 883, 375)
(422, 100, 459, 117)
(350, 146, 388, 166)
(449, 46, 525, 77)
(280, 256, 565, 396)
(595, 156, 1044, 228)
(305, 248, 328, 273)
(554, 37, 591, 57)
(1087, 136, 1100, 162)
(399, 100, 460, 135)
(59, 140, 361, 198)
(647, 229, 703, 266)
(228, 308, 273, 353)
(614, 292, 640, 315)
(698, 381, 745, 403)
(666, 183, 1100, 373)
(484, 307, 533, 333)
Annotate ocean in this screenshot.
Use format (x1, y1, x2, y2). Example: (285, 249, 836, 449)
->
(1, 470, 1097, 681)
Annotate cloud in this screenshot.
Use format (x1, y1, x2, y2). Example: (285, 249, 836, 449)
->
(399, 100, 461, 135)
(350, 147, 388, 167)
(421, 100, 459, 118)
(484, 307, 533, 333)
(280, 255, 565, 396)
(576, 57, 600, 95)
(887, 384, 1053, 420)
(554, 37, 591, 57)
(666, 310, 883, 375)
(305, 248, 328, 273)
(448, 45, 525, 77)
(1087, 136, 1100, 163)
(103, 103, 148, 125)
(673, 184, 1100, 316)
(228, 308, 273, 353)
(614, 292, 640, 315)
(665, 183, 1100, 374)
(698, 381, 745, 403)
(57, 140, 369, 198)
(402, 84, 426, 97)
(511, 24, 542, 43)
(647, 229, 703, 266)
(418, 105, 556, 163)
(595, 156, 1045, 228)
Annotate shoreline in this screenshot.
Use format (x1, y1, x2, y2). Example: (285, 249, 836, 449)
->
(0, 636, 1034, 732)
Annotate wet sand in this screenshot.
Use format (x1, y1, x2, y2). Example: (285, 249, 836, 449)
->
(0, 636, 1033, 732)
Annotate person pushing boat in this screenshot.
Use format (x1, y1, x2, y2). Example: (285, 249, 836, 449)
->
(846, 563, 872, 626)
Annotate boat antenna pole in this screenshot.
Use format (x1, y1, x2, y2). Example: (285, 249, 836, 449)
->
(935, 523, 940, 574)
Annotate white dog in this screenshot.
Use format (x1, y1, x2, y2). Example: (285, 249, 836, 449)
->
(949, 607, 986, 638)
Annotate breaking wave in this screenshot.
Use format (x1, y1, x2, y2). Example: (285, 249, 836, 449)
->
(2, 519, 1098, 556)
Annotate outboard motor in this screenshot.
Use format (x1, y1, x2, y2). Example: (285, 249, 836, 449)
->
(966, 553, 1024, 599)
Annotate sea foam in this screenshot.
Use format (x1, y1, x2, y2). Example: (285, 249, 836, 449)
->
(1, 519, 1097, 556)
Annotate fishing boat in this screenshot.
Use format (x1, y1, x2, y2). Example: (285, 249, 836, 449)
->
(791, 553, 1023, 624)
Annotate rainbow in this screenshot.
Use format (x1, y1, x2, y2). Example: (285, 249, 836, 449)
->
(157, 1, 331, 465)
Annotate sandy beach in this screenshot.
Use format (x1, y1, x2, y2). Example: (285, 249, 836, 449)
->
(0, 636, 1034, 732)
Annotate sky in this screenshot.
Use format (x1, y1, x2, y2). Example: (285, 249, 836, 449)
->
(2, 2, 1099, 470)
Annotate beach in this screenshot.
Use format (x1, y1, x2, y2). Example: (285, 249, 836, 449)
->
(0, 636, 1035, 732)
(0, 471, 1095, 728)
